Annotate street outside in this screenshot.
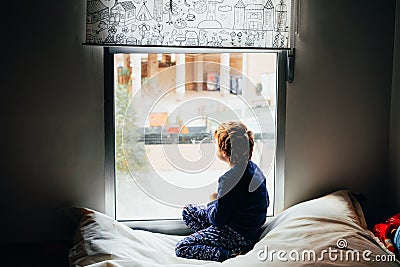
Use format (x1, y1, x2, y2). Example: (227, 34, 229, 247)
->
(116, 142, 275, 220)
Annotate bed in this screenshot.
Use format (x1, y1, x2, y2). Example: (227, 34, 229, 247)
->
(69, 190, 400, 266)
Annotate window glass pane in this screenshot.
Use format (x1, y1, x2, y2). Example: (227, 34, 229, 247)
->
(115, 53, 277, 220)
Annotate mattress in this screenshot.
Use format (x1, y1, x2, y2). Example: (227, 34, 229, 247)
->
(69, 190, 400, 266)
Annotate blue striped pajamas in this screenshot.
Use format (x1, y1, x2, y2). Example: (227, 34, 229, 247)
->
(175, 204, 254, 262)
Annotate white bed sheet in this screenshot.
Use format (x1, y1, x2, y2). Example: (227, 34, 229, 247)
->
(69, 190, 400, 266)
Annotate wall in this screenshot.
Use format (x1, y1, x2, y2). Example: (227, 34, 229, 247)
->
(389, 0, 400, 208)
(1, 0, 105, 243)
(284, 0, 397, 226)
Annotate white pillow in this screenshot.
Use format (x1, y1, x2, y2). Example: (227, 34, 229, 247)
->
(228, 190, 399, 266)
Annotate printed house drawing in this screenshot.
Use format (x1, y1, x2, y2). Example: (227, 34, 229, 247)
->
(87, 0, 109, 24)
(110, 1, 136, 26)
(234, 0, 275, 31)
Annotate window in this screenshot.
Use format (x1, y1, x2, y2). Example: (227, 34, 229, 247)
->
(105, 48, 286, 223)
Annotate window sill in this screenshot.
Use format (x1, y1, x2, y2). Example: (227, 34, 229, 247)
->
(120, 216, 276, 236)
(121, 219, 192, 236)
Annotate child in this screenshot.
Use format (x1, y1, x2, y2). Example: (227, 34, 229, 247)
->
(175, 121, 269, 262)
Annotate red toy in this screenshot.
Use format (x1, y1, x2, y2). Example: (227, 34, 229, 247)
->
(373, 213, 400, 253)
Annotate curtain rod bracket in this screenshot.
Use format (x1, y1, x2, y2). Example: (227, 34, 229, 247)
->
(286, 48, 295, 83)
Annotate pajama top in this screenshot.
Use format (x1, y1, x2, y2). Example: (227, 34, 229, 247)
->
(206, 160, 269, 242)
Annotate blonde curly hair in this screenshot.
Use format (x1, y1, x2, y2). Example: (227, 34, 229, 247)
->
(214, 121, 254, 165)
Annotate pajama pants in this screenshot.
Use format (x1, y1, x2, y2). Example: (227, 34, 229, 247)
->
(175, 204, 254, 262)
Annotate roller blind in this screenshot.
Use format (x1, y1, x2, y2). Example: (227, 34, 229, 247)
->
(85, 0, 292, 48)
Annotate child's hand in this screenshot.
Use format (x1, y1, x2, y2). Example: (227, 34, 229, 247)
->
(210, 192, 218, 201)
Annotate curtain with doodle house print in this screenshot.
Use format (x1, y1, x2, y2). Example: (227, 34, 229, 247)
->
(86, 0, 291, 48)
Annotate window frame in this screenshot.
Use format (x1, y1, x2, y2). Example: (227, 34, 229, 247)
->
(104, 47, 287, 233)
